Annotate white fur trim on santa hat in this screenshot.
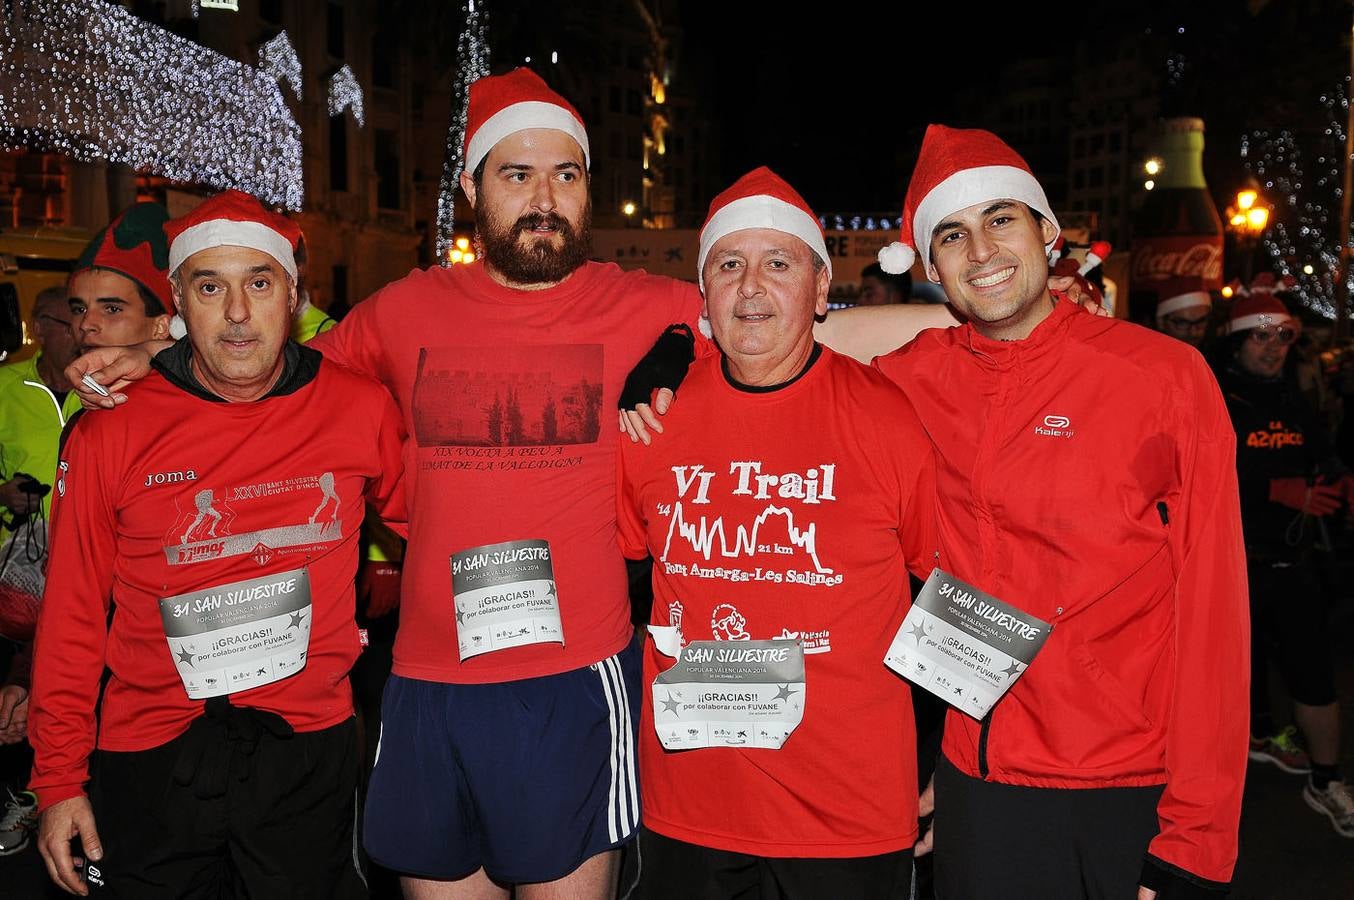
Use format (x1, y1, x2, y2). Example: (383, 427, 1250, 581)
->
(169, 315, 187, 339)
(465, 101, 591, 177)
(697, 195, 831, 290)
(169, 219, 297, 280)
(912, 165, 1059, 278)
(878, 242, 915, 274)
(1155, 290, 1211, 319)
(1227, 310, 1293, 334)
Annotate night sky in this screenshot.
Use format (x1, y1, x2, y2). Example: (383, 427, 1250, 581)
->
(676, 0, 1352, 213)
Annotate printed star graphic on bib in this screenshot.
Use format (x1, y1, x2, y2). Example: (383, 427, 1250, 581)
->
(546, 582, 557, 598)
(288, 610, 306, 630)
(175, 645, 195, 667)
(774, 683, 799, 703)
(660, 691, 682, 716)
(908, 620, 929, 644)
(1002, 660, 1023, 678)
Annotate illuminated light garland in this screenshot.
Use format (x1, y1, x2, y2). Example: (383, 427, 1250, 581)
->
(0, 0, 303, 209)
(1240, 80, 1351, 318)
(259, 31, 301, 101)
(328, 64, 364, 127)
(437, 0, 491, 264)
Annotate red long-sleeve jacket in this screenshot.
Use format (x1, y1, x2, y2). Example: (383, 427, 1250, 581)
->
(29, 347, 406, 811)
(874, 299, 1249, 888)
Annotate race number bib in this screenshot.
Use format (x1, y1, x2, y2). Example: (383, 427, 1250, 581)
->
(885, 568, 1050, 719)
(650, 633, 805, 750)
(451, 539, 564, 661)
(160, 568, 312, 700)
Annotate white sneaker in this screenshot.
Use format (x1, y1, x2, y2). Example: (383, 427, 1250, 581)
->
(0, 789, 38, 856)
(1303, 779, 1354, 838)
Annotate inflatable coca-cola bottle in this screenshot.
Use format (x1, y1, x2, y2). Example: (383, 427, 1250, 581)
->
(1129, 118, 1224, 322)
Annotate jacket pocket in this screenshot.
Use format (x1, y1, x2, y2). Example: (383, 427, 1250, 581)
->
(1070, 642, 1155, 733)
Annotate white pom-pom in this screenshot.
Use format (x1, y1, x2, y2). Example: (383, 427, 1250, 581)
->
(698, 314, 712, 340)
(877, 241, 915, 274)
(169, 315, 187, 339)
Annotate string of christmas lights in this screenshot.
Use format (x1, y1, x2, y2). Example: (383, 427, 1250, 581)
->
(0, 0, 303, 209)
(328, 64, 365, 127)
(437, 0, 491, 264)
(1240, 78, 1352, 318)
(259, 32, 302, 101)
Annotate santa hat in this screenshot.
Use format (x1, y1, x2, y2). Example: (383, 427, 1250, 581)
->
(166, 190, 301, 281)
(1225, 292, 1294, 334)
(697, 166, 830, 290)
(463, 67, 590, 177)
(880, 124, 1059, 278)
(1156, 284, 1212, 319)
(72, 202, 173, 313)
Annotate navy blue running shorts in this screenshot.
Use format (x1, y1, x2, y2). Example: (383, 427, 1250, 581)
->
(363, 636, 642, 884)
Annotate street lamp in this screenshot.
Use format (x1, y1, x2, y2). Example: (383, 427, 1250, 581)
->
(1225, 185, 1270, 282)
(622, 201, 637, 217)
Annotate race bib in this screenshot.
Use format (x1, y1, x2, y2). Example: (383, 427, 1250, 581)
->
(160, 568, 312, 700)
(885, 568, 1050, 719)
(451, 539, 564, 661)
(650, 634, 805, 750)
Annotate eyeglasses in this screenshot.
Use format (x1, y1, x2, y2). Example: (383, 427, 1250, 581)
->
(1246, 326, 1298, 346)
(36, 314, 71, 329)
(1162, 313, 1210, 332)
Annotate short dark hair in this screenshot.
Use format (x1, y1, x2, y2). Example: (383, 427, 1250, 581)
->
(80, 266, 166, 318)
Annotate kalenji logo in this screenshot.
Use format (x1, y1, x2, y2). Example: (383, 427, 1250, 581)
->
(1034, 414, 1074, 439)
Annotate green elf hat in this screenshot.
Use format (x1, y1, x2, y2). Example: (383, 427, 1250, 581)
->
(72, 202, 173, 313)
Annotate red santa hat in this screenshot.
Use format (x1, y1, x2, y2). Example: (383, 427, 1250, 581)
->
(1156, 284, 1212, 319)
(464, 67, 590, 177)
(879, 124, 1059, 279)
(1225, 292, 1294, 334)
(697, 166, 830, 290)
(166, 190, 301, 281)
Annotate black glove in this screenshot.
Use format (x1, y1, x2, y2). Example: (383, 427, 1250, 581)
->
(618, 323, 696, 410)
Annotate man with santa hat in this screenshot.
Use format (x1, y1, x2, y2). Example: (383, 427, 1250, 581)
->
(872, 124, 1249, 900)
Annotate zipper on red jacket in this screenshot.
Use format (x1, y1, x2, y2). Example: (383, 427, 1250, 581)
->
(977, 711, 992, 777)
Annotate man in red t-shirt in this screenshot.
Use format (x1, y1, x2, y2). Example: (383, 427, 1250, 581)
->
(29, 191, 404, 898)
(617, 168, 937, 899)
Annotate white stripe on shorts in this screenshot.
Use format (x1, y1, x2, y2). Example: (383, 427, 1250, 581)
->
(607, 655, 640, 834)
(596, 652, 639, 843)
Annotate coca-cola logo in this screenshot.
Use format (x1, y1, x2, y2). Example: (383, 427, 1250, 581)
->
(1131, 241, 1223, 283)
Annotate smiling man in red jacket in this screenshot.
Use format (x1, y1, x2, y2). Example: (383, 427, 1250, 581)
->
(872, 125, 1248, 900)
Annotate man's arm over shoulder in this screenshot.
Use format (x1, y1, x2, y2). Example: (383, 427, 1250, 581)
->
(28, 417, 121, 812)
(309, 278, 402, 378)
(817, 303, 961, 364)
(1143, 354, 1248, 893)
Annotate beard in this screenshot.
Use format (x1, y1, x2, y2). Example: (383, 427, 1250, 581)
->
(477, 204, 592, 286)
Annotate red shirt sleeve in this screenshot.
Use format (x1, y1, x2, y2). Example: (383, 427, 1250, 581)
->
(1146, 356, 1249, 885)
(28, 419, 119, 811)
(615, 440, 650, 561)
(362, 387, 409, 538)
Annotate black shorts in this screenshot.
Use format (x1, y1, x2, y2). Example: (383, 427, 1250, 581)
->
(1248, 557, 1336, 707)
(635, 827, 913, 900)
(933, 756, 1163, 900)
(88, 704, 365, 900)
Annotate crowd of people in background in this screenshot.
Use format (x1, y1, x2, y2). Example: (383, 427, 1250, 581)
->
(0, 64, 1350, 900)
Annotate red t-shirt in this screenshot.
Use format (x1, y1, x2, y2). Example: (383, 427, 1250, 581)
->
(313, 261, 702, 683)
(617, 347, 938, 857)
(29, 360, 405, 811)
